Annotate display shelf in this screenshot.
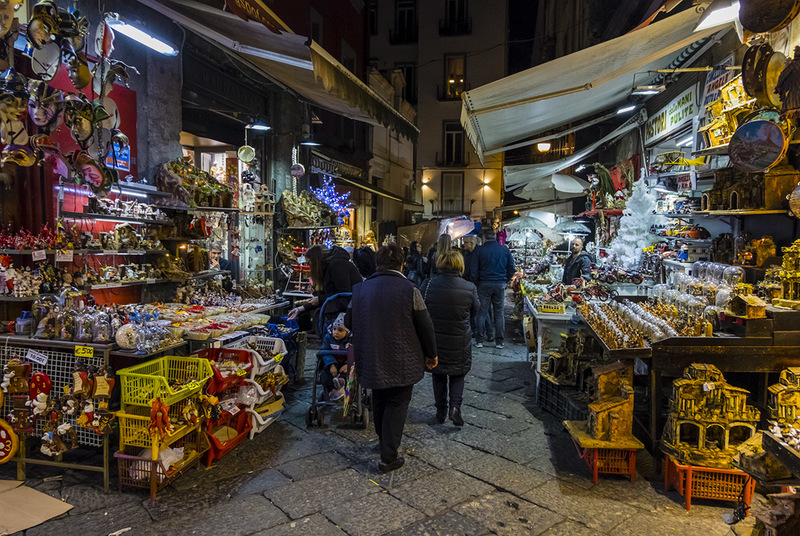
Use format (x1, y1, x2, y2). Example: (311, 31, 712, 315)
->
(240, 212, 275, 216)
(83, 279, 173, 290)
(112, 183, 172, 198)
(61, 212, 173, 226)
(649, 234, 712, 245)
(282, 291, 313, 299)
(0, 295, 39, 302)
(281, 225, 338, 231)
(0, 249, 168, 256)
(110, 340, 187, 359)
(577, 313, 652, 360)
(655, 213, 698, 219)
(159, 204, 239, 213)
(662, 259, 693, 273)
(188, 269, 230, 280)
(692, 144, 729, 156)
(698, 209, 789, 216)
(763, 431, 800, 481)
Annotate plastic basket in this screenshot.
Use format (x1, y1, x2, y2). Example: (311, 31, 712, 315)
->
(243, 366, 289, 405)
(194, 348, 254, 394)
(224, 336, 288, 376)
(573, 442, 637, 484)
(267, 317, 299, 340)
(205, 410, 252, 466)
(115, 426, 209, 500)
(664, 455, 755, 512)
(117, 399, 201, 449)
(118, 356, 213, 407)
(246, 392, 285, 439)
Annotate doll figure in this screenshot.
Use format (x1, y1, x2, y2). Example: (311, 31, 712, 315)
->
(26, 391, 48, 416)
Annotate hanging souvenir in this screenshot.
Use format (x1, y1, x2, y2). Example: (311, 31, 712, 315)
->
(93, 20, 114, 58)
(25, 0, 60, 49)
(739, 0, 800, 34)
(28, 40, 61, 81)
(63, 95, 109, 148)
(0, 67, 28, 146)
(0, 0, 21, 39)
(776, 46, 800, 120)
(27, 80, 63, 128)
(1, 144, 35, 167)
(729, 120, 788, 173)
(72, 150, 115, 196)
(30, 134, 70, 177)
(61, 40, 91, 90)
(56, 8, 88, 51)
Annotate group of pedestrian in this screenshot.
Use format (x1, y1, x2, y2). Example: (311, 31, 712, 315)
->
(286, 231, 515, 474)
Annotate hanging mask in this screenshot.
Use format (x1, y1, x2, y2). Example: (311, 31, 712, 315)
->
(27, 80, 63, 128)
(30, 134, 70, 178)
(61, 40, 91, 90)
(1, 144, 35, 167)
(63, 96, 95, 147)
(72, 151, 115, 196)
(92, 59, 138, 99)
(0, 0, 21, 40)
(26, 1, 60, 49)
(0, 67, 28, 145)
(28, 40, 61, 81)
(93, 21, 114, 58)
(57, 8, 88, 51)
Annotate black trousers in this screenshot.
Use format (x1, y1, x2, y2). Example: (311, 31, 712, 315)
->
(371, 384, 414, 464)
(431, 373, 466, 412)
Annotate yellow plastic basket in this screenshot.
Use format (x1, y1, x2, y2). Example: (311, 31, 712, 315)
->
(118, 356, 213, 407)
(117, 401, 201, 449)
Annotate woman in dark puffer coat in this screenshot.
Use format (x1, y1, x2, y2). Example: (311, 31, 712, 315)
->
(420, 249, 479, 426)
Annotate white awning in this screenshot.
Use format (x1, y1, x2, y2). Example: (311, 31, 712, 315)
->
(137, 0, 418, 140)
(460, 8, 720, 162)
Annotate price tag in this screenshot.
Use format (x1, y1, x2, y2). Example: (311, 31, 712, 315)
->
(93, 283, 108, 289)
(273, 353, 284, 363)
(56, 250, 74, 262)
(74, 345, 94, 358)
(102, 250, 116, 255)
(146, 278, 156, 284)
(184, 380, 200, 391)
(26, 349, 48, 366)
(236, 369, 247, 376)
(703, 382, 716, 392)
(32, 250, 47, 261)
(228, 405, 240, 416)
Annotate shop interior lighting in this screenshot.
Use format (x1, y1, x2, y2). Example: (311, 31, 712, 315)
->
(106, 18, 179, 56)
(246, 123, 271, 131)
(536, 142, 551, 152)
(616, 105, 636, 114)
(677, 135, 694, 147)
(299, 134, 321, 146)
(695, 0, 740, 32)
(575, 164, 586, 172)
(630, 84, 666, 96)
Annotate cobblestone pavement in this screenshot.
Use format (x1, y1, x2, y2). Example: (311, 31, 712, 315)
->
(2, 328, 762, 535)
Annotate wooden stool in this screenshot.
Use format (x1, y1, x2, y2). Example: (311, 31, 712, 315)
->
(664, 454, 756, 513)
(564, 420, 643, 485)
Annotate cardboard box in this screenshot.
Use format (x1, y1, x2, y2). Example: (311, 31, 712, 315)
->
(0, 480, 72, 534)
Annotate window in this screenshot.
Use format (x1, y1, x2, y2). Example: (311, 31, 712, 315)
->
(393, 0, 417, 43)
(443, 121, 465, 166)
(446, 0, 468, 22)
(341, 40, 357, 74)
(441, 172, 464, 214)
(444, 54, 465, 99)
(310, 8, 323, 43)
(368, 2, 378, 35)
(396, 62, 417, 104)
(441, 0, 471, 35)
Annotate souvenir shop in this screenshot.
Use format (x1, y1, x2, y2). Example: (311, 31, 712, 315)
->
(461, 2, 800, 526)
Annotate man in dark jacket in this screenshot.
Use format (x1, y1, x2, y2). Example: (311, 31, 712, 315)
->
(562, 237, 592, 284)
(346, 243, 438, 473)
(471, 229, 515, 349)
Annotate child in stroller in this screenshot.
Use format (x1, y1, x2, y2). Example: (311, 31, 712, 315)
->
(319, 313, 352, 401)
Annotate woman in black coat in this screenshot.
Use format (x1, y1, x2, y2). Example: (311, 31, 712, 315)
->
(420, 249, 479, 426)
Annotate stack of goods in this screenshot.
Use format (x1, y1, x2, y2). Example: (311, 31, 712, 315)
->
(280, 190, 336, 228)
(155, 159, 235, 208)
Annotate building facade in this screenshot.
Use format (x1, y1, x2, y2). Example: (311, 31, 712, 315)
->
(369, 0, 505, 221)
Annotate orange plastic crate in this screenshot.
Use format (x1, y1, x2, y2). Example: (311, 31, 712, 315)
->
(572, 440, 637, 485)
(664, 455, 755, 513)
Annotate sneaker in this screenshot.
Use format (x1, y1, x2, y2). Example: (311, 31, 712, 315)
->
(495, 343, 505, 349)
(475, 342, 484, 348)
(378, 457, 405, 473)
(329, 388, 344, 401)
(333, 377, 344, 390)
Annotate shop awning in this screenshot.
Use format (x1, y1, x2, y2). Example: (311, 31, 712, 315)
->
(137, 0, 418, 141)
(460, 8, 720, 163)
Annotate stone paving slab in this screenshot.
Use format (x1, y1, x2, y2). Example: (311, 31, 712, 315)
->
(324, 490, 426, 536)
(458, 404, 534, 435)
(349, 453, 439, 489)
(522, 479, 641, 533)
(537, 519, 606, 536)
(250, 513, 348, 536)
(455, 491, 565, 536)
(233, 468, 292, 496)
(264, 468, 379, 519)
(612, 509, 737, 536)
(385, 509, 491, 536)
(405, 435, 484, 470)
(155, 494, 289, 536)
(25, 500, 156, 536)
(276, 451, 354, 481)
(449, 424, 543, 464)
(456, 451, 552, 496)
(57, 484, 140, 516)
(389, 468, 495, 516)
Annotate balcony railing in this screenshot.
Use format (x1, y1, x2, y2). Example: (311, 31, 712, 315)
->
(439, 17, 472, 36)
(435, 151, 470, 167)
(390, 25, 418, 44)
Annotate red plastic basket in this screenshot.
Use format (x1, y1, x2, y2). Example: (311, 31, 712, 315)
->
(205, 410, 252, 466)
(195, 348, 253, 394)
(664, 455, 755, 513)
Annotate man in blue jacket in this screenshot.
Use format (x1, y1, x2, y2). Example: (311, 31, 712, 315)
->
(471, 229, 516, 349)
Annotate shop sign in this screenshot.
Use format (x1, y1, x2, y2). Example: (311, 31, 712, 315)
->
(644, 85, 698, 146)
(677, 172, 696, 193)
(105, 142, 130, 172)
(699, 55, 735, 121)
(309, 154, 365, 181)
(225, 0, 285, 34)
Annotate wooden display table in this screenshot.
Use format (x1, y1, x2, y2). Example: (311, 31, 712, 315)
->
(664, 455, 756, 513)
(564, 420, 643, 485)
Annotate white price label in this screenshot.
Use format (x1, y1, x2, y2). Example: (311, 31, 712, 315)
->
(102, 250, 116, 255)
(26, 349, 48, 366)
(703, 382, 716, 392)
(56, 250, 74, 262)
(146, 278, 156, 284)
(228, 406, 240, 416)
(32, 250, 47, 261)
(129, 250, 145, 255)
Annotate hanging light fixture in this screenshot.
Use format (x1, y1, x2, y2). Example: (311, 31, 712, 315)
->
(105, 15, 178, 56)
(536, 141, 551, 152)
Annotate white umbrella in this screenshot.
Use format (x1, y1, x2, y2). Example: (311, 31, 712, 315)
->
(504, 216, 550, 232)
(553, 221, 591, 234)
(507, 230, 543, 243)
(510, 173, 590, 202)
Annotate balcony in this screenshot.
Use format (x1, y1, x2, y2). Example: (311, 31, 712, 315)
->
(390, 26, 418, 45)
(439, 17, 472, 36)
(435, 151, 470, 167)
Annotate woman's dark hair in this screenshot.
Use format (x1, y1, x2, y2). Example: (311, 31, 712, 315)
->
(376, 243, 404, 272)
(306, 245, 326, 291)
(409, 241, 419, 254)
(354, 247, 376, 278)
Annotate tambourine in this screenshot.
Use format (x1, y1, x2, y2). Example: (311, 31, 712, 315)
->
(754, 46, 786, 109)
(739, 0, 800, 34)
(729, 119, 788, 173)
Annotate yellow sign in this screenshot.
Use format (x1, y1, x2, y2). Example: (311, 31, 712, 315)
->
(236, 369, 248, 376)
(74, 345, 94, 358)
(274, 353, 284, 363)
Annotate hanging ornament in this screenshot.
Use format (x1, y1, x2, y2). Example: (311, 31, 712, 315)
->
(61, 40, 91, 90)
(94, 20, 114, 58)
(0, 67, 28, 146)
(27, 80, 63, 128)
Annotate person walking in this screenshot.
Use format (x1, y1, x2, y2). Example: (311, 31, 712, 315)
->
(403, 241, 425, 287)
(461, 236, 477, 282)
(426, 233, 452, 279)
(420, 249, 478, 426)
(346, 243, 438, 473)
(561, 237, 593, 284)
(471, 229, 515, 349)
(353, 246, 377, 278)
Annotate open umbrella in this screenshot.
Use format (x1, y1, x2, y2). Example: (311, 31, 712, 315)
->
(553, 221, 591, 234)
(507, 230, 543, 243)
(509, 173, 590, 202)
(504, 216, 550, 232)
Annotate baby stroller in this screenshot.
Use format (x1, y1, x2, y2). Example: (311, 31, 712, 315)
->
(306, 293, 371, 429)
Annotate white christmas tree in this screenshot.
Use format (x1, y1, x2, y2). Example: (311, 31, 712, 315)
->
(609, 177, 657, 268)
